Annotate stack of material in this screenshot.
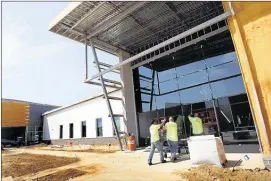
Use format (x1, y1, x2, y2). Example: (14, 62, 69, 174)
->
(187, 135, 226, 167)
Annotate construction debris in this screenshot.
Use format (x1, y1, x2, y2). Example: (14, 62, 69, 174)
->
(174, 164, 271, 181)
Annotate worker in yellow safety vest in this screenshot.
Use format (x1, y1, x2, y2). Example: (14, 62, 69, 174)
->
(148, 119, 167, 166)
(188, 113, 203, 136)
(165, 117, 178, 162)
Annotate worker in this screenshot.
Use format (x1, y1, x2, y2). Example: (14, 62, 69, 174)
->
(165, 117, 178, 162)
(148, 119, 167, 166)
(188, 113, 203, 136)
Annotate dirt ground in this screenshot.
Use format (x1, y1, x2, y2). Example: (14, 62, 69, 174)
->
(1, 145, 267, 181)
(174, 164, 271, 181)
(2, 153, 79, 178)
(37, 168, 87, 181)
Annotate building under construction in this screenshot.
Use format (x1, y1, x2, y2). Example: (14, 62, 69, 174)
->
(49, 2, 271, 168)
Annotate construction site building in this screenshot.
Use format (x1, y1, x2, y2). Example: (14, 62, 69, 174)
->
(49, 1, 271, 168)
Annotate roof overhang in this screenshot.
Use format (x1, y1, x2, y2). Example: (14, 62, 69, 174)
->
(49, 1, 232, 80)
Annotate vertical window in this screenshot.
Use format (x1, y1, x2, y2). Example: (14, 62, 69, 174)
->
(81, 121, 86, 138)
(96, 118, 103, 137)
(113, 117, 121, 135)
(69, 123, 73, 138)
(59, 125, 63, 139)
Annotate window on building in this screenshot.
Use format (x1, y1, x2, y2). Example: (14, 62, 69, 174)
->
(113, 117, 121, 135)
(96, 118, 103, 137)
(69, 123, 73, 138)
(81, 121, 86, 138)
(59, 125, 63, 139)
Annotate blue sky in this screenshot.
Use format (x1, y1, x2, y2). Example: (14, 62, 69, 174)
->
(2, 2, 119, 106)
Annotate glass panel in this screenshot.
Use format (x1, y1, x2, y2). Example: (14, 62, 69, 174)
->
(113, 117, 121, 135)
(159, 79, 178, 93)
(81, 121, 86, 138)
(176, 60, 205, 76)
(178, 71, 208, 89)
(158, 68, 175, 82)
(69, 123, 73, 138)
(205, 52, 237, 67)
(139, 66, 152, 78)
(155, 92, 180, 110)
(59, 125, 63, 139)
(142, 103, 150, 112)
(140, 80, 151, 89)
(96, 119, 103, 137)
(210, 76, 246, 99)
(179, 84, 212, 104)
(141, 94, 150, 102)
(208, 61, 240, 81)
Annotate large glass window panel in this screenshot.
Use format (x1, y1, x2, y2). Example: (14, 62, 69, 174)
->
(140, 79, 151, 89)
(176, 60, 205, 76)
(141, 94, 151, 102)
(178, 71, 208, 89)
(205, 52, 237, 67)
(208, 61, 240, 81)
(159, 79, 179, 93)
(142, 103, 150, 112)
(158, 68, 176, 82)
(211, 76, 246, 99)
(179, 84, 212, 104)
(155, 92, 180, 110)
(139, 66, 152, 78)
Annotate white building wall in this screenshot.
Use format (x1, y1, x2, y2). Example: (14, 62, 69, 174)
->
(43, 91, 124, 141)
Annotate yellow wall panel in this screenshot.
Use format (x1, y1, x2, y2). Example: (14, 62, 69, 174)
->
(2, 102, 30, 127)
(223, 2, 271, 159)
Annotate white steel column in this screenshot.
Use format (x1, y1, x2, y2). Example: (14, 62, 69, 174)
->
(119, 51, 139, 146)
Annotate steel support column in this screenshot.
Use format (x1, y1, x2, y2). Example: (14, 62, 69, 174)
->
(89, 39, 123, 150)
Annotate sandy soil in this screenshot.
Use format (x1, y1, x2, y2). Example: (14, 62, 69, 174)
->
(1, 146, 267, 181)
(174, 164, 271, 181)
(2, 153, 79, 178)
(37, 168, 87, 181)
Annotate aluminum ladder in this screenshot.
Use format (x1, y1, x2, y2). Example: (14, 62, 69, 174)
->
(85, 38, 124, 150)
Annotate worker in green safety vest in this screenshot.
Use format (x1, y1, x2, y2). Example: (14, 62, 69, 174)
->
(148, 119, 167, 166)
(165, 117, 178, 162)
(188, 113, 203, 136)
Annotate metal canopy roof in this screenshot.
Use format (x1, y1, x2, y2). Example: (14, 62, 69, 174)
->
(49, 1, 225, 55)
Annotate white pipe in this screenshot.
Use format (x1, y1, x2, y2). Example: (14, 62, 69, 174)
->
(85, 11, 232, 81)
(131, 26, 228, 69)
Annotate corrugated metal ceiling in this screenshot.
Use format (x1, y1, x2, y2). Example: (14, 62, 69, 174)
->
(49, 1, 224, 55)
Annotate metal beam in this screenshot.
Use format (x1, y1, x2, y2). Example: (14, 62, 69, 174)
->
(98, 78, 121, 85)
(87, 2, 147, 38)
(71, 2, 106, 29)
(149, 70, 155, 110)
(85, 11, 231, 81)
(85, 81, 122, 89)
(89, 39, 123, 150)
(100, 67, 120, 74)
(59, 23, 119, 55)
(84, 34, 88, 79)
(131, 26, 229, 69)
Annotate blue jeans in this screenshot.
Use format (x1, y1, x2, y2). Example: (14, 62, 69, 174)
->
(148, 141, 164, 163)
(167, 140, 178, 160)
